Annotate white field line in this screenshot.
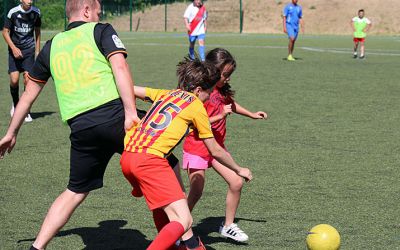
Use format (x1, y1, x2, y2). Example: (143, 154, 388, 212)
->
(123, 42, 400, 56)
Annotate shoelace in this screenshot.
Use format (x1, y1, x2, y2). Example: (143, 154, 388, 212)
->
(227, 223, 245, 234)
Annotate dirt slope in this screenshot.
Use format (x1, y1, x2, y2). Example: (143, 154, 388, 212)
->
(109, 0, 399, 35)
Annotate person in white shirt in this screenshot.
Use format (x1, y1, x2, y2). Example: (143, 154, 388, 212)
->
(183, 0, 207, 61)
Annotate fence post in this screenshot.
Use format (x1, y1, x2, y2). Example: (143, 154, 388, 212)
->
(64, 0, 67, 30)
(165, 0, 168, 32)
(239, 0, 243, 33)
(129, 0, 133, 31)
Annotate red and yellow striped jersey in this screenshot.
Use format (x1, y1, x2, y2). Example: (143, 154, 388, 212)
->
(124, 88, 213, 157)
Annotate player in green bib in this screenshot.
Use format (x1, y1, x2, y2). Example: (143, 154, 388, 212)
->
(350, 9, 372, 59)
(0, 0, 141, 249)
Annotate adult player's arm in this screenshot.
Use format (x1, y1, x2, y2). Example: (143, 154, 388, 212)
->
(232, 101, 267, 119)
(202, 138, 252, 182)
(299, 18, 305, 33)
(109, 54, 140, 130)
(2, 27, 22, 58)
(0, 80, 44, 159)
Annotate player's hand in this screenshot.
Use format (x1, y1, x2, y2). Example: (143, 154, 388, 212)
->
(252, 111, 267, 119)
(223, 104, 233, 117)
(12, 47, 23, 59)
(237, 167, 253, 182)
(283, 27, 287, 34)
(186, 24, 191, 32)
(124, 115, 141, 131)
(0, 135, 17, 159)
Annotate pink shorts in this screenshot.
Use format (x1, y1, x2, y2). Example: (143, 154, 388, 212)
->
(182, 150, 230, 170)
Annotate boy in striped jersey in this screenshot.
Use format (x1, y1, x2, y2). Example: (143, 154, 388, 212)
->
(121, 58, 253, 250)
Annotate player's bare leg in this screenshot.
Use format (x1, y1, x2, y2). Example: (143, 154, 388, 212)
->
(186, 169, 206, 211)
(359, 41, 365, 58)
(353, 42, 359, 58)
(212, 159, 249, 242)
(288, 37, 296, 61)
(32, 189, 88, 249)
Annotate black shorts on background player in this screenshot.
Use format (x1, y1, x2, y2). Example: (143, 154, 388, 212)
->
(8, 47, 35, 73)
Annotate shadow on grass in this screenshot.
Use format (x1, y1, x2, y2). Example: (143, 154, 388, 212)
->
(18, 220, 150, 249)
(30, 111, 56, 119)
(192, 216, 266, 249)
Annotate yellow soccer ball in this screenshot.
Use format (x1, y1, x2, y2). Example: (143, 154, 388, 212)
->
(306, 224, 340, 250)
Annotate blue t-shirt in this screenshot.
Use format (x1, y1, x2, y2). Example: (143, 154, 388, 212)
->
(283, 3, 302, 26)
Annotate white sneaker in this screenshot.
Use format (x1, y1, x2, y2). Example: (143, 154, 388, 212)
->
(24, 113, 33, 122)
(219, 222, 249, 242)
(10, 105, 15, 117)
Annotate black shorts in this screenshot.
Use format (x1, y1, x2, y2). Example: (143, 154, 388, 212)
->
(68, 117, 125, 193)
(68, 110, 179, 193)
(8, 47, 35, 74)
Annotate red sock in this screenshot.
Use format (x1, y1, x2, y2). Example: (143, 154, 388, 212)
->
(147, 221, 184, 250)
(152, 208, 170, 232)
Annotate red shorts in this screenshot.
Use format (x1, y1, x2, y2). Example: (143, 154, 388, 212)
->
(120, 151, 185, 210)
(353, 37, 365, 43)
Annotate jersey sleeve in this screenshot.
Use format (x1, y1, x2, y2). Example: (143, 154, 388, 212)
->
(94, 23, 127, 60)
(27, 40, 52, 84)
(365, 18, 372, 24)
(283, 5, 288, 17)
(183, 5, 192, 19)
(192, 102, 213, 139)
(352, 17, 357, 22)
(4, 12, 12, 29)
(144, 88, 170, 103)
(35, 12, 42, 27)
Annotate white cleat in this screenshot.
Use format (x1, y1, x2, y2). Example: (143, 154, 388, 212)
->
(219, 223, 249, 242)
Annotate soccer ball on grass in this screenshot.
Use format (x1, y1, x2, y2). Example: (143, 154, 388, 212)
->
(306, 224, 340, 250)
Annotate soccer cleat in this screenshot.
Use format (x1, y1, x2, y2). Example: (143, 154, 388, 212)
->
(287, 54, 296, 61)
(219, 223, 249, 242)
(359, 55, 365, 59)
(10, 105, 15, 117)
(353, 53, 358, 58)
(178, 237, 206, 250)
(25, 113, 33, 122)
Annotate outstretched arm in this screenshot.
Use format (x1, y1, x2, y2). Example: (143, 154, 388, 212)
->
(232, 101, 267, 119)
(109, 53, 140, 130)
(203, 137, 253, 182)
(0, 80, 44, 158)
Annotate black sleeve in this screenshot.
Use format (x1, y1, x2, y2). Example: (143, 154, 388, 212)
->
(28, 40, 52, 83)
(35, 14, 41, 28)
(94, 23, 127, 60)
(3, 15, 12, 29)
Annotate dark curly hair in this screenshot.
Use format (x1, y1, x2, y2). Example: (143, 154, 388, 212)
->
(205, 48, 236, 98)
(176, 57, 221, 92)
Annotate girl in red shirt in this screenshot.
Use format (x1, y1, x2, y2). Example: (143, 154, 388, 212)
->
(182, 48, 267, 242)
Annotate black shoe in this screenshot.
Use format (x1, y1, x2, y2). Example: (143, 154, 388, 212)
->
(359, 55, 365, 59)
(353, 54, 357, 59)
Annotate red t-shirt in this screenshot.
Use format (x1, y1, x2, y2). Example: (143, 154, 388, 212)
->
(183, 87, 233, 157)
